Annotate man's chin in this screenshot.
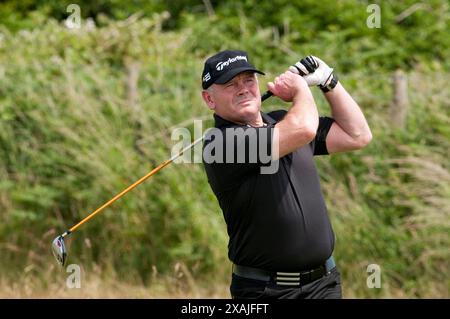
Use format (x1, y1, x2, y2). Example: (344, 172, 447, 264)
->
(238, 105, 260, 120)
(238, 100, 259, 109)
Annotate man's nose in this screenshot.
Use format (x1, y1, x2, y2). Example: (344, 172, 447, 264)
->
(236, 80, 248, 95)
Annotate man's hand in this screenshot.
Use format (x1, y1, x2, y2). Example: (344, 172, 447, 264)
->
(267, 71, 309, 102)
(289, 56, 339, 92)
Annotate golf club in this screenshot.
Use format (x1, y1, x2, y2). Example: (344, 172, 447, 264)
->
(52, 91, 273, 266)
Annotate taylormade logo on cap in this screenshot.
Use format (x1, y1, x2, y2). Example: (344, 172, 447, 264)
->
(215, 55, 248, 71)
(201, 50, 264, 89)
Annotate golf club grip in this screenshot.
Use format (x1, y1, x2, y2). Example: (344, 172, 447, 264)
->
(261, 91, 273, 101)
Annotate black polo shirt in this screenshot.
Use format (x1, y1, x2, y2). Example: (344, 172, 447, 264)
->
(202, 110, 335, 272)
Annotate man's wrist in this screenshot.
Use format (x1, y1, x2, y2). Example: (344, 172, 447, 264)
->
(292, 85, 313, 103)
(320, 73, 339, 93)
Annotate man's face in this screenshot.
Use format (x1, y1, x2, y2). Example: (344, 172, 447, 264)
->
(202, 71, 261, 124)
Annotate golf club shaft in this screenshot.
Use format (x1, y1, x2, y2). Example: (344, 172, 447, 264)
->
(65, 93, 273, 235)
(261, 90, 273, 101)
(67, 136, 204, 234)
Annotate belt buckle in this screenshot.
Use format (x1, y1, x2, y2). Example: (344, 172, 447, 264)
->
(275, 271, 301, 286)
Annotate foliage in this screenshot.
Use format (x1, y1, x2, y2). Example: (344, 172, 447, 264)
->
(1, 1, 449, 71)
(0, 5, 448, 297)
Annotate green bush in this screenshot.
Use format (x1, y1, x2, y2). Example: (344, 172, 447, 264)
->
(0, 10, 448, 297)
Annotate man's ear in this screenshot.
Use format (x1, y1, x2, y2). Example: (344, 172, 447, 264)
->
(202, 90, 215, 110)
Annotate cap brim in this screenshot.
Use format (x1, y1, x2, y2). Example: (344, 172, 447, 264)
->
(214, 67, 265, 85)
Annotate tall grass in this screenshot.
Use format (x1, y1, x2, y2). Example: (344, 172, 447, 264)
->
(0, 15, 448, 297)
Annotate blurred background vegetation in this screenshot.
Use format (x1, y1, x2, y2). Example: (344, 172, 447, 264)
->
(0, 0, 448, 298)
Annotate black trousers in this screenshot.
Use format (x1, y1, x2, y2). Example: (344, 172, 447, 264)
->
(230, 268, 342, 299)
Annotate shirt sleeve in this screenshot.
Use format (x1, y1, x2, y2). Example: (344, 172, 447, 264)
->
(313, 116, 334, 156)
(268, 110, 333, 156)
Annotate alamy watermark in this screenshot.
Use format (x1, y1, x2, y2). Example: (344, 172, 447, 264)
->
(66, 264, 81, 288)
(171, 120, 280, 174)
(367, 4, 381, 28)
(366, 264, 381, 288)
(65, 4, 81, 29)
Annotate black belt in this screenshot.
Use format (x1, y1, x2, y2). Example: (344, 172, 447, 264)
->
(233, 256, 336, 286)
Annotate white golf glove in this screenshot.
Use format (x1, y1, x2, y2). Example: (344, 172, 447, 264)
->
(289, 55, 338, 92)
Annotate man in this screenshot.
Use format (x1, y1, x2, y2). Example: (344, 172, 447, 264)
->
(200, 50, 372, 299)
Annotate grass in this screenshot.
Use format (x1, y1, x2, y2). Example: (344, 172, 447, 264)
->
(0, 272, 230, 299)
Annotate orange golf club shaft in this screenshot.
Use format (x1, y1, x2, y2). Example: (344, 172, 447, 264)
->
(67, 136, 204, 234)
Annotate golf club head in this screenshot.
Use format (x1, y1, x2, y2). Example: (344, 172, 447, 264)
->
(52, 235, 67, 267)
